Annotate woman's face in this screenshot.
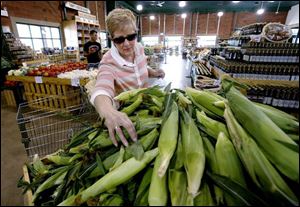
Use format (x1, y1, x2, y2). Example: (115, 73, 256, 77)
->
(112, 24, 137, 59)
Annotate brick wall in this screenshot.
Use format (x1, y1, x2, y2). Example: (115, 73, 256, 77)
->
(1, 1, 106, 31)
(140, 11, 288, 38)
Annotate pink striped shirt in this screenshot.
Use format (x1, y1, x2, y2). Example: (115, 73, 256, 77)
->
(90, 42, 149, 106)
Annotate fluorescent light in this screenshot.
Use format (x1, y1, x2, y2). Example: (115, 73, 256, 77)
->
(256, 8, 265, 15)
(160, 33, 164, 35)
(150, 15, 155, 20)
(232, 1, 240, 3)
(181, 13, 187, 18)
(179, 1, 186, 7)
(217, 12, 224, 17)
(137, 5, 143, 11)
(268, 1, 275, 2)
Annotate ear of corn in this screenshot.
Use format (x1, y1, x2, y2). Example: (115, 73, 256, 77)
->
(114, 88, 146, 101)
(58, 148, 158, 206)
(148, 155, 168, 206)
(180, 109, 205, 198)
(90, 129, 159, 177)
(185, 87, 224, 117)
(168, 169, 189, 206)
(202, 136, 224, 205)
(33, 166, 69, 202)
(254, 102, 299, 134)
(215, 132, 247, 188)
(194, 181, 215, 206)
(45, 155, 72, 166)
(157, 102, 179, 177)
(224, 86, 299, 182)
(196, 110, 229, 140)
(215, 132, 247, 205)
(134, 167, 153, 206)
(287, 133, 299, 141)
(121, 94, 143, 115)
(109, 146, 125, 172)
(253, 101, 298, 121)
(207, 172, 268, 206)
(224, 105, 299, 205)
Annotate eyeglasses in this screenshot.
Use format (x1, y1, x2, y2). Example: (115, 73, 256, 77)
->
(112, 33, 137, 44)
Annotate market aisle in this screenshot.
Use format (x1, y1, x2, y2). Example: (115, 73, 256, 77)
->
(149, 54, 192, 89)
(1, 105, 27, 206)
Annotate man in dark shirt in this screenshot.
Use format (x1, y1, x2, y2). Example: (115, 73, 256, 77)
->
(84, 30, 102, 68)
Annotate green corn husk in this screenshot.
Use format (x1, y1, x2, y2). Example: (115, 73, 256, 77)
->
(32, 154, 49, 176)
(196, 110, 229, 140)
(215, 132, 247, 206)
(45, 155, 72, 166)
(58, 148, 158, 206)
(202, 137, 224, 205)
(134, 167, 153, 206)
(185, 87, 224, 117)
(254, 101, 298, 121)
(254, 102, 299, 134)
(215, 132, 247, 187)
(177, 91, 192, 108)
(224, 85, 299, 182)
(98, 193, 124, 206)
(121, 94, 143, 115)
(180, 109, 205, 199)
(114, 88, 146, 101)
(148, 155, 168, 206)
(224, 105, 299, 206)
(194, 181, 215, 206)
(32, 166, 69, 202)
(157, 102, 179, 177)
(288, 133, 299, 141)
(88, 128, 159, 178)
(168, 169, 189, 206)
(69, 143, 89, 154)
(213, 100, 226, 109)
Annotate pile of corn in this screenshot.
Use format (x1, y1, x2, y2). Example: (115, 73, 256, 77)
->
(18, 78, 299, 206)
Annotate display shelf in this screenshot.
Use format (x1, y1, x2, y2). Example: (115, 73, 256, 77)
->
(63, 20, 100, 59)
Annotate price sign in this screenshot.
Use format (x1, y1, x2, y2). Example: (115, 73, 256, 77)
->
(35, 76, 43, 83)
(71, 78, 80, 86)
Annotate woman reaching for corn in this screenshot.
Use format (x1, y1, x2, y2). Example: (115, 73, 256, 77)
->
(90, 8, 165, 147)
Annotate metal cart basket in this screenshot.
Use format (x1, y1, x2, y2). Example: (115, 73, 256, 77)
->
(16, 88, 100, 161)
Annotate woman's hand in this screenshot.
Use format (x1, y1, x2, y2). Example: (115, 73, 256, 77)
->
(148, 67, 165, 79)
(94, 95, 137, 147)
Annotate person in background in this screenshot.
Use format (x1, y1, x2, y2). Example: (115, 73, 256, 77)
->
(84, 30, 102, 68)
(90, 8, 165, 147)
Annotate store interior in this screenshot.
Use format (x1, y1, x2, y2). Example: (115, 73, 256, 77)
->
(1, 1, 299, 206)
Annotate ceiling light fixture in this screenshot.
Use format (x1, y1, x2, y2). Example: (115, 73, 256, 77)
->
(275, 1, 281, 14)
(256, 1, 265, 15)
(232, 1, 240, 3)
(179, 1, 186, 7)
(150, 15, 155, 20)
(181, 13, 187, 18)
(217, 11, 224, 17)
(268, 1, 275, 2)
(137, 4, 143, 11)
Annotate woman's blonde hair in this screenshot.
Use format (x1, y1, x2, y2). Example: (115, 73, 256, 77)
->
(106, 8, 137, 38)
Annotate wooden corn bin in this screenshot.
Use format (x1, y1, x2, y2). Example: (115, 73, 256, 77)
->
(2, 89, 17, 107)
(22, 165, 34, 206)
(6, 76, 89, 111)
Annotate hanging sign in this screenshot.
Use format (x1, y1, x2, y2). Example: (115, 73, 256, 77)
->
(1, 9, 8, 17)
(65, 2, 90, 14)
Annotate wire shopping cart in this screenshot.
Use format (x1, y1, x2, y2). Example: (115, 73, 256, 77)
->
(16, 88, 100, 161)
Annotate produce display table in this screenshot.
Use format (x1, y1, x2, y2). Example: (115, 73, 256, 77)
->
(6, 75, 89, 111)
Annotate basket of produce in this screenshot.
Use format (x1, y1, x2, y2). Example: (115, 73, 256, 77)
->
(262, 23, 292, 43)
(6, 62, 89, 110)
(18, 81, 299, 206)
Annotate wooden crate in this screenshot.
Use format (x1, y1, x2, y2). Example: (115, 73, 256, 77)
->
(2, 89, 16, 107)
(22, 165, 34, 206)
(6, 76, 89, 111)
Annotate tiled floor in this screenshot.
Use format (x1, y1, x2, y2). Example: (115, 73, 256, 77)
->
(0, 54, 191, 206)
